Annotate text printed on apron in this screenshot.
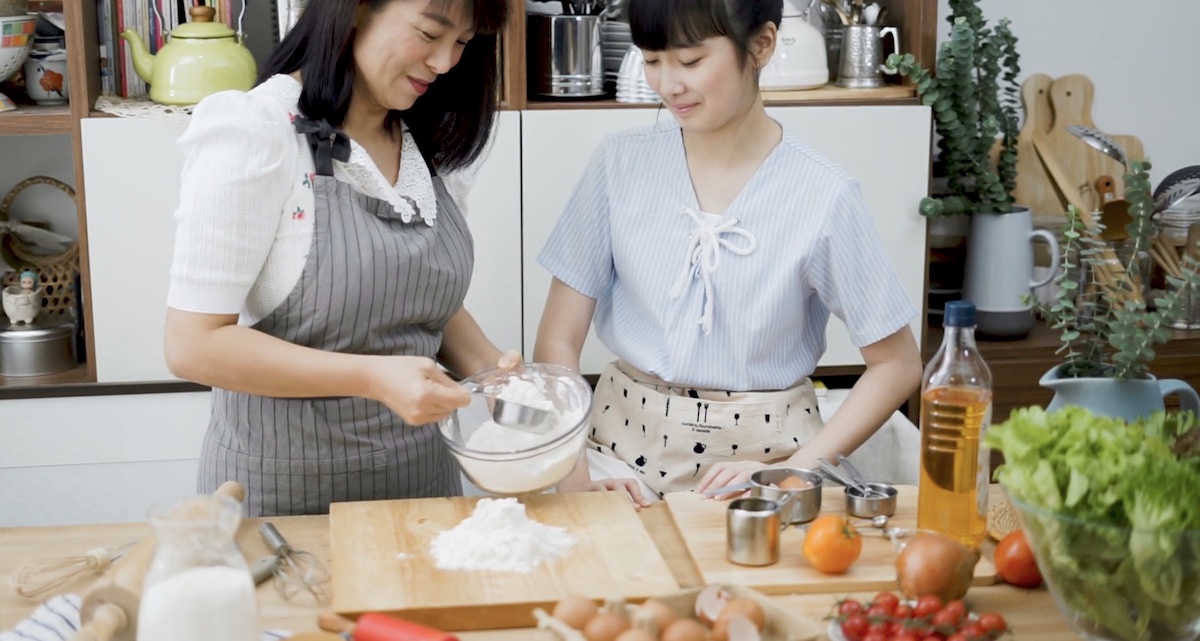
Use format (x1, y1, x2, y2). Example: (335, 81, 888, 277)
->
(198, 116, 473, 516)
(589, 362, 824, 498)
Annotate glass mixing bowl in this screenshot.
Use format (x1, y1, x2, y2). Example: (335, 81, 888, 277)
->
(1010, 494, 1200, 641)
(438, 363, 592, 496)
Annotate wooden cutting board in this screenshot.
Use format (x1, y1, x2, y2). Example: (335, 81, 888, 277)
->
(1010, 73, 1062, 218)
(329, 492, 679, 631)
(1044, 74, 1145, 212)
(664, 486, 997, 595)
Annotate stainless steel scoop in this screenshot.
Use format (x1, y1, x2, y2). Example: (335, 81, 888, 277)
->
(462, 382, 555, 434)
(1067, 124, 1128, 169)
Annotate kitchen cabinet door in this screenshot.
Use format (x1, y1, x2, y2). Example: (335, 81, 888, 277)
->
(521, 106, 930, 375)
(520, 109, 662, 374)
(82, 117, 189, 383)
(461, 111, 523, 356)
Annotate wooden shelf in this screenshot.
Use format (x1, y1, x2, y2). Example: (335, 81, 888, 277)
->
(523, 84, 917, 110)
(0, 102, 73, 136)
(0, 363, 92, 389)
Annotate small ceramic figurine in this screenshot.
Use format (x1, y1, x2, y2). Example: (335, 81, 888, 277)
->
(2, 269, 41, 324)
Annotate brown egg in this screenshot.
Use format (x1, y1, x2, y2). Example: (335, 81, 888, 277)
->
(553, 595, 599, 630)
(661, 618, 711, 641)
(615, 630, 657, 641)
(711, 614, 762, 641)
(778, 475, 813, 490)
(716, 598, 766, 631)
(638, 598, 678, 632)
(583, 612, 631, 641)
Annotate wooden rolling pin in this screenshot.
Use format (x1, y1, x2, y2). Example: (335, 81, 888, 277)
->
(318, 612, 460, 641)
(69, 481, 246, 641)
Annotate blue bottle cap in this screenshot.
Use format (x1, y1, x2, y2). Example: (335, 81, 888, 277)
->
(943, 300, 976, 328)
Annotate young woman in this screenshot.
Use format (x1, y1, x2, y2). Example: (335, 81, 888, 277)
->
(163, 0, 514, 516)
(534, 0, 922, 504)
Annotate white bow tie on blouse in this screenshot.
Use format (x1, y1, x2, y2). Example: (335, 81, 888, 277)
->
(669, 206, 759, 334)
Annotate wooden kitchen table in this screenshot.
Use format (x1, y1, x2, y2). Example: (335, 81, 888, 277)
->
(1, 503, 1077, 640)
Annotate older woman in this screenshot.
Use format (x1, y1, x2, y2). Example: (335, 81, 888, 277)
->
(163, 0, 513, 516)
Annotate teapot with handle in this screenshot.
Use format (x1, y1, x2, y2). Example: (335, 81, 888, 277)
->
(121, 5, 256, 106)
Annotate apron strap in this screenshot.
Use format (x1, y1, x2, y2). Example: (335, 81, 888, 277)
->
(293, 115, 351, 177)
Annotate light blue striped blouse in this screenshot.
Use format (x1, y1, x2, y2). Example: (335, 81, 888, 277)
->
(537, 119, 918, 392)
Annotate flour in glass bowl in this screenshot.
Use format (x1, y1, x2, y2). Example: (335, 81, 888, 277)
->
(430, 498, 577, 573)
(458, 377, 586, 494)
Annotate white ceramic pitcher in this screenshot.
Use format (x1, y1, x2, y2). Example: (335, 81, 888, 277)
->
(962, 207, 1060, 339)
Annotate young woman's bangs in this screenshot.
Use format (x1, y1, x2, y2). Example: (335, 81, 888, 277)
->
(627, 0, 731, 51)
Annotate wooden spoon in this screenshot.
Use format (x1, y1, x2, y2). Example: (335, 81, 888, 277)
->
(1096, 175, 1132, 242)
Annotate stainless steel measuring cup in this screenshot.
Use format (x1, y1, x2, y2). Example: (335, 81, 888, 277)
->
(726, 490, 802, 566)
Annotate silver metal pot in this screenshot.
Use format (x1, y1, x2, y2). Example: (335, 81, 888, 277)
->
(0, 319, 77, 377)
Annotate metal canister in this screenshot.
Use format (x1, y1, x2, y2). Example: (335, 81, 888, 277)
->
(0, 319, 77, 377)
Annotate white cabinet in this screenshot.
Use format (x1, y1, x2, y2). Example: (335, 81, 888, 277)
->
(81, 113, 523, 382)
(520, 106, 931, 375)
(82, 118, 189, 383)
(461, 111, 523, 355)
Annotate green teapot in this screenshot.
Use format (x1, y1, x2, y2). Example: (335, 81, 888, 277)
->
(121, 6, 256, 106)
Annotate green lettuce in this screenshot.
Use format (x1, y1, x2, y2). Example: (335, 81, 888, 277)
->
(984, 406, 1200, 641)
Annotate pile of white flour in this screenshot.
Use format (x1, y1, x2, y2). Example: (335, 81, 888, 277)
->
(459, 377, 585, 494)
(430, 498, 577, 573)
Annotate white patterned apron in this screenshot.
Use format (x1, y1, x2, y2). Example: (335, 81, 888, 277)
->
(588, 361, 825, 499)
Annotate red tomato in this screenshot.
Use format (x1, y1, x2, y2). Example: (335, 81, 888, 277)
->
(932, 610, 960, 630)
(889, 620, 908, 636)
(867, 605, 892, 619)
(894, 605, 915, 620)
(996, 530, 1043, 588)
(839, 600, 864, 617)
(978, 613, 1007, 637)
(872, 591, 901, 615)
(840, 613, 869, 641)
(941, 600, 967, 623)
(921, 637, 943, 641)
(862, 634, 888, 641)
(959, 622, 985, 639)
(947, 634, 968, 641)
(893, 633, 921, 641)
(914, 595, 944, 619)
(867, 621, 889, 637)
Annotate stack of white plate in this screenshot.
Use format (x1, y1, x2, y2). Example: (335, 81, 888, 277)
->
(602, 20, 631, 84)
(616, 45, 659, 104)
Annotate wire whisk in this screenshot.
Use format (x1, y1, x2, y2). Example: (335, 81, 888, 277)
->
(259, 522, 331, 604)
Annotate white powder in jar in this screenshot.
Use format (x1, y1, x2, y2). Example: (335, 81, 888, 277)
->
(459, 377, 586, 494)
(430, 498, 576, 573)
(137, 565, 259, 641)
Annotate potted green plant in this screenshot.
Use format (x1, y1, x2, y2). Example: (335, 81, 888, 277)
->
(887, 1, 1050, 339)
(887, 0, 1020, 221)
(1031, 159, 1200, 421)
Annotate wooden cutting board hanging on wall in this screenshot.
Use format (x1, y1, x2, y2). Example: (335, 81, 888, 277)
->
(1009, 73, 1062, 219)
(1043, 74, 1146, 212)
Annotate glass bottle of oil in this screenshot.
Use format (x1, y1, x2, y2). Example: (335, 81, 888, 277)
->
(918, 300, 993, 547)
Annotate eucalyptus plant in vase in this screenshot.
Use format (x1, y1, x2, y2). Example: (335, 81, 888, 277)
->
(1032, 159, 1200, 422)
(887, 0, 1046, 339)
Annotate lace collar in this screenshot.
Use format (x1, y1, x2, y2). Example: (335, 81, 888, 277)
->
(262, 74, 438, 225)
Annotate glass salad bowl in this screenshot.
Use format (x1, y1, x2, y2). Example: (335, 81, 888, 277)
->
(438, 363, 592, 496)
(1009, 494, 1200, 641)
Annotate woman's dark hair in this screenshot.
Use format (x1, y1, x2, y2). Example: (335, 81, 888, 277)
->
(260, 0, 507, 172)
(626, 0, 780, 67)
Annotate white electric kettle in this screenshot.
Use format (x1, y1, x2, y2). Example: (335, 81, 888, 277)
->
(759, 0, 827, 91)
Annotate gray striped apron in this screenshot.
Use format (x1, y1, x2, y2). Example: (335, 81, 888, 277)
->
(197, 116, 471, 516)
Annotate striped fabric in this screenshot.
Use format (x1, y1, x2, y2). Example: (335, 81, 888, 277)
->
(0, 594, 292, 641)
(197, 130, 472, 517)
(537, 119, 918, 392)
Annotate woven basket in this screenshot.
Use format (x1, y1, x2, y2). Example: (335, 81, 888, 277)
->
(987, 498, 1020, 542)
(0, 176, 80, 320)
